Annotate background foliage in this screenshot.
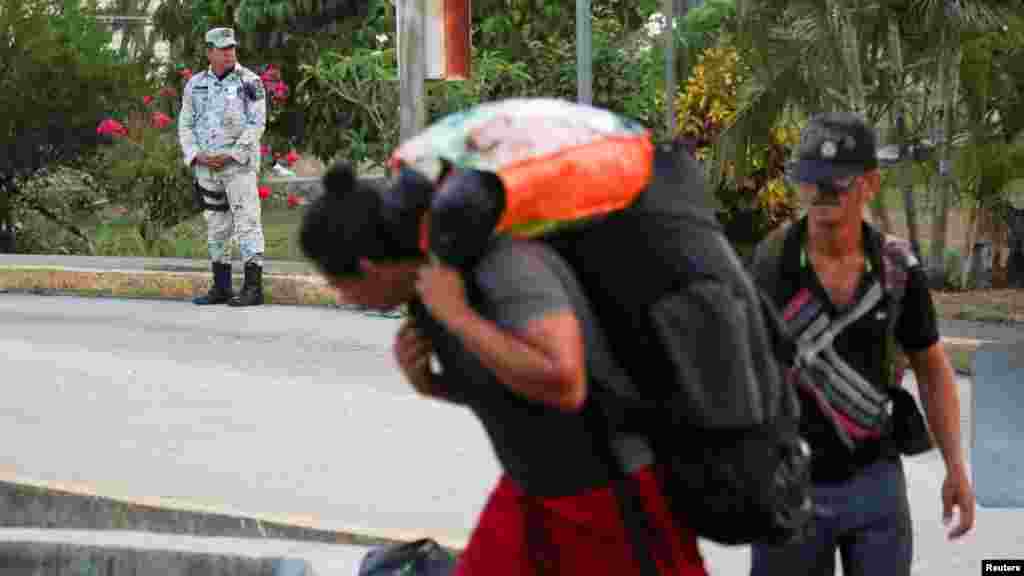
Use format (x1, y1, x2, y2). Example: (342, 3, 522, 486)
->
(6, 0, 1024, 281)
(0, 0, 149, 253)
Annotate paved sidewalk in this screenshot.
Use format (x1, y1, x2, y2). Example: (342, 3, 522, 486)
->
(938, 318, 1023, 344)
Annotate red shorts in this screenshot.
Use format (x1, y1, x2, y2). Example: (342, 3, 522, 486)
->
(454, 465, 707, 576)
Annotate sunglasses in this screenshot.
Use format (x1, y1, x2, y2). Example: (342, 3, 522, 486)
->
(787, 175, 860, 195)
(814, 176, 858, 195)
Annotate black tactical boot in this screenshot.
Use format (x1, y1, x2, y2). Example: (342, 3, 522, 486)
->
(194, 262, 233, 305)
(229, 262, 264, 307)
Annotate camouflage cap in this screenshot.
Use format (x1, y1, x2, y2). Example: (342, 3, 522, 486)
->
(205, 27, 237, 48)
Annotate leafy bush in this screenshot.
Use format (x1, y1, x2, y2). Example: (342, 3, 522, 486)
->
(298, 46, 535, 168)
(298, 47, 400, 168)
(0, 0, 148, 253)
(427, 50, 534, 120)
(92, 108, 197, 247)
(292, 1, 739, 172)
(674, 43, 800, 245)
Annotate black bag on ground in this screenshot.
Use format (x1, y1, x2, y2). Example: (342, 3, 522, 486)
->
(357, 538, 456, 576)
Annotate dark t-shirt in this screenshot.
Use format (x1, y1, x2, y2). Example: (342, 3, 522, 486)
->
(763, 219, 940, 483)
(429, 237, 652, 497)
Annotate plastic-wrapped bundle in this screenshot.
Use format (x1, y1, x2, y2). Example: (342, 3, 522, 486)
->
(389, 98, 654, 263)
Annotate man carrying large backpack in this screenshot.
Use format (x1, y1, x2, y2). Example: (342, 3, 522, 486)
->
(299, 163, 708, 576)
(749, 112, 975, 576)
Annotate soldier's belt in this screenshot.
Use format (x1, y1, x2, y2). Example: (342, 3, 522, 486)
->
(193, 180, 229, 212)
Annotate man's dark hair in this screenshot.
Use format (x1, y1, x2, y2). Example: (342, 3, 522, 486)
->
(299, 162, 431, 278)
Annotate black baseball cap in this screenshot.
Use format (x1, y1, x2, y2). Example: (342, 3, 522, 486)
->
(792, 112, 878, 183)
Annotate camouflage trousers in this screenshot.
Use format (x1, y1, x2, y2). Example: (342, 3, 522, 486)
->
(195, 163, 265, 267)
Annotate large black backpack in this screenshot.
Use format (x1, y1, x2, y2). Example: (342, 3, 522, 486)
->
(415, 142, 814, 551)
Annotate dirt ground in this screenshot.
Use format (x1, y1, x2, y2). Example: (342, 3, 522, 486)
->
(932, 288, 1024, 323)
(873, 203, 1023, 323)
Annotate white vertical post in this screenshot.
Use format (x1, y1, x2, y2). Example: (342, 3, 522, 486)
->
(399, 0, 427, 142)
(576, 0, 592, 104)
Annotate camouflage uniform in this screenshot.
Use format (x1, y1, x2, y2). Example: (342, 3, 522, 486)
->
(179, 27, 267, 306)
(179, 62, 267, 267)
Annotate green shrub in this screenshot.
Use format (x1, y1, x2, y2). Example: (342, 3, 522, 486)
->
(1, 0, 149, 254)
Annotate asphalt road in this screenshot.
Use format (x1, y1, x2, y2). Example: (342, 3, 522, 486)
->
(1, 293, 1021, 575)
(0, 293, 497, 546)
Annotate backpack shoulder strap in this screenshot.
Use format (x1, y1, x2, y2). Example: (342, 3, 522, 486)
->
(874, 229, 919, 387)
(880, 233, 918, 305)
(750, 221, 803, 365)
(751, 221, 796, 305)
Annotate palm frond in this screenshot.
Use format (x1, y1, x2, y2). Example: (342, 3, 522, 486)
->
(714, 58, 810, 186)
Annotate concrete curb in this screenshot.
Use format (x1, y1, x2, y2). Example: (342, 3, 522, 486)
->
(0, 536, 314, 576)
(1, 476, 467, 554)
(0, 267, 340, 308)
(939, 337, 990, 376)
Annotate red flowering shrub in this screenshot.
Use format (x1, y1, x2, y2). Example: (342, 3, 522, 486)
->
(150, 112, 172, 130)
(96, 118, 128, 138)
(93, 62, 298, 222)
(284, 149, 300, 166)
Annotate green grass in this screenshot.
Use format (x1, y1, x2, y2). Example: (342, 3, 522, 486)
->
(89, 207, 307, 260)
(951, 301, 1015, 323)
(261, 207, 307, 260)
(948, 348, 973, 375)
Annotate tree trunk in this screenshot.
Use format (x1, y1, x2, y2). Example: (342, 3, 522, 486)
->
(835, 0, 891, 234)
(0, 183, 14, 253)
(961, 198, 978, 289)
(1006, 206, 1024, 288)
(888, 18, 921, 255)
(929, 37, 961, 284)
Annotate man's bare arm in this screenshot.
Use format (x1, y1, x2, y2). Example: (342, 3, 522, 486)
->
(908, 342, 976, 538)
(908, 343, 964, 471)
(444, 308, 587, 412)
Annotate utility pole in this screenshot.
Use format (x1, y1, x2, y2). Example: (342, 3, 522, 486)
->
(399, 0, 427, 142)
(576, 0, 592, 104)
(663, 0, 676, 136)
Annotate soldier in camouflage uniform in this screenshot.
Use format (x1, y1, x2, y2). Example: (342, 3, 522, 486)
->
(179, 27, 267, 306)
